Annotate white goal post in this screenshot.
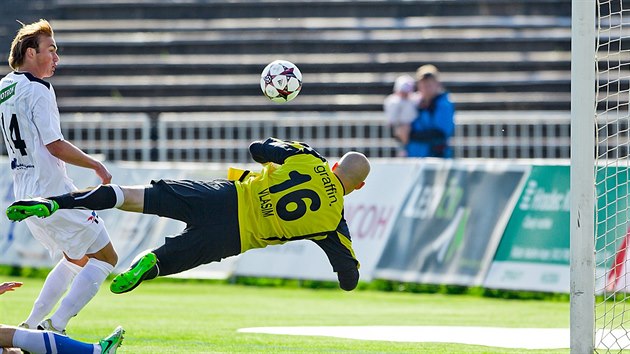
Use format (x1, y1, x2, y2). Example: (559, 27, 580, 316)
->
(572, 0, 630, 352)
(570, 0, 596, 352)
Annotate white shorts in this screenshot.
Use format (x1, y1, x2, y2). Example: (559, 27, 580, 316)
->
(25, 209, 110, 260)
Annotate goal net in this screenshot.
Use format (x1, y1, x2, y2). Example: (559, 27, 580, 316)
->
(586, 0, 630, 352)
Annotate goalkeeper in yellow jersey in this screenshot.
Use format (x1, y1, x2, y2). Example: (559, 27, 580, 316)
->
(7, 138, 371, 293)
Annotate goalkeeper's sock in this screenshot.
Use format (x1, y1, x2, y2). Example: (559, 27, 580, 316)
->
(13, 328, 96, 354)
(51, 184, 124, 210)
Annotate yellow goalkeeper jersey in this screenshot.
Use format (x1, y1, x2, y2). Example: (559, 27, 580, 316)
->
(233, 138, 358, 272)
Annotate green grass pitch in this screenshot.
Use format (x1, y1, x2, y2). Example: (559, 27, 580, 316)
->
(0, 276, 570, 353)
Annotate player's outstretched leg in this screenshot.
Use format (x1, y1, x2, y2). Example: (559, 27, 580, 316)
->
(110, 252, 158, 294)
(6, 198, 59, 221)
(9, 324, 124, 354)
(98, 325, 125, 354)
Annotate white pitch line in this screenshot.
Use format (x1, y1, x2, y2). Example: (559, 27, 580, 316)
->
(238, 326, 630, 350)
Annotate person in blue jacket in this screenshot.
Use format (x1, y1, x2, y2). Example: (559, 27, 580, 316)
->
(405, 64, 456, 158)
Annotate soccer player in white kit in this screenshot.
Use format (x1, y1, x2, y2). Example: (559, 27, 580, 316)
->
(0, 282, 124, 354)
(0, 19, 118, 334)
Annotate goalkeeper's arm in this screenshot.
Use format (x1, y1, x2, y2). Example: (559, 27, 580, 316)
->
(312, 230, 360, 291)
(248, 137, 314, 164)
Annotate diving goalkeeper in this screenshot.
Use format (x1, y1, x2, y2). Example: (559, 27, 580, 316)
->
(7, 138, 370, 293)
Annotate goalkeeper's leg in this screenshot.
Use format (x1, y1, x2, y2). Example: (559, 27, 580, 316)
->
(110, 252, 159, 294)
(6, 184, 146, 222)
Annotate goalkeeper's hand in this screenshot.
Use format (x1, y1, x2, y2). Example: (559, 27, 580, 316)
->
(337, 268, 359, 291)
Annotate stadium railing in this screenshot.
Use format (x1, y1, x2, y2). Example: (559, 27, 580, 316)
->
(0, 111, 571, 163)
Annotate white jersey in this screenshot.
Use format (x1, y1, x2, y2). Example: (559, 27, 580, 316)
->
(0, 71, 74, 199)
(0, 71, 108, 259)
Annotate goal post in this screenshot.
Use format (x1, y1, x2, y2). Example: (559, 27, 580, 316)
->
(573, 0, 630, 352)
(570, 0, 596, 353)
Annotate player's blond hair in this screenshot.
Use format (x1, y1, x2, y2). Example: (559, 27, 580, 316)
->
(8, 19, 54, 70)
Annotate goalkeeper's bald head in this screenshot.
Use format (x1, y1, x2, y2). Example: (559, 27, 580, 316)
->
(332, 152, 370, 195)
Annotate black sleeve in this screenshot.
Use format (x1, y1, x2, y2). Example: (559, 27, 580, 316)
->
(249, 137, 324, 165)
(311, 220, 360, 291)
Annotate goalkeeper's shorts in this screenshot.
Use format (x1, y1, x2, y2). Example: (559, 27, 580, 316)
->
(143, 178, 241, 276)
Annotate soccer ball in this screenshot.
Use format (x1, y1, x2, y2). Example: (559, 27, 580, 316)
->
(260, 60, 302, 103)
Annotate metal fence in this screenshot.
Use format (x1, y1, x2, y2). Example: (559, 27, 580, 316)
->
(453, 111, 571, 159)
(0, 111, 572, 162)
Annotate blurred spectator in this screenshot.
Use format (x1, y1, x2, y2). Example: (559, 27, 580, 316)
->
(383, 75, 419, 156)
(405, 64, 455, 158)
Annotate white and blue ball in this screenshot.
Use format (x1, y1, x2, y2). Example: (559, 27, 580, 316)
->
(260, 60, 302, 103)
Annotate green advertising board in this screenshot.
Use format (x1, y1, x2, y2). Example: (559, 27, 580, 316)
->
(493, 165, 570, 265)
(484, 165, 570, 292)
(485, 164, 630, 292)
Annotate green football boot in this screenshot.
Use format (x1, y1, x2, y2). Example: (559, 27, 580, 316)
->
(6, 198, 59, 222)
(110, 252, 158, 294)
(98, 326, 125, 354)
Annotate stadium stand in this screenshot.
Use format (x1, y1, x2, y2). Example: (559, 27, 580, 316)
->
(0, 0, 572, 161)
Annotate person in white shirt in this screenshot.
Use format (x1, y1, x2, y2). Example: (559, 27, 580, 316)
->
(0, 19, 118, 334)
(383, 74, 419, 157)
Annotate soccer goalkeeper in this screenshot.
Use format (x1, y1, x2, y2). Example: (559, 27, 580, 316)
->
(7, 138, 370, 293)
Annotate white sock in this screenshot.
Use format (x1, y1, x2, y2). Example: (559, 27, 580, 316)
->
(13, 327, 99, 354)
(23, 259, 81, 328)
(13, 328, 54, 354)
(49, 258, 113, 331)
